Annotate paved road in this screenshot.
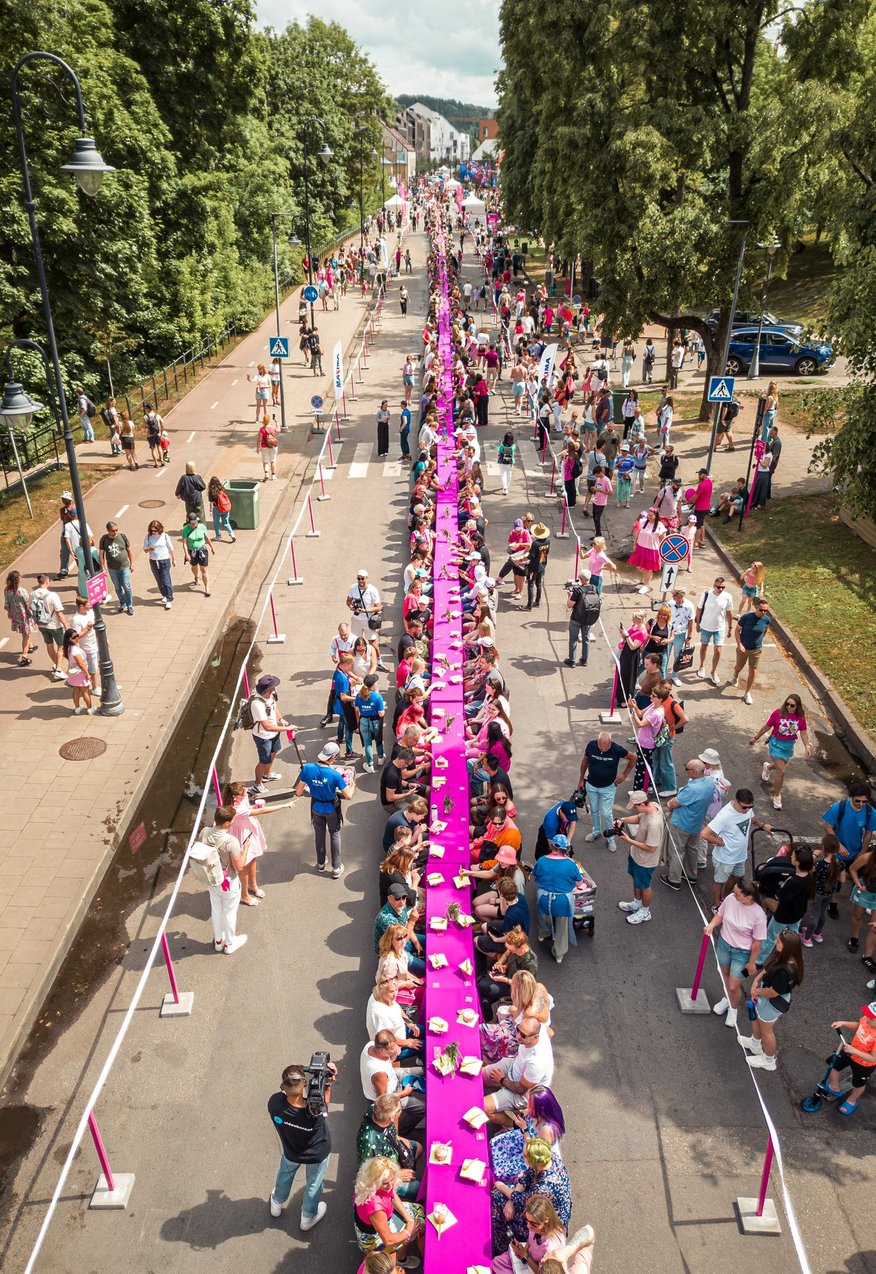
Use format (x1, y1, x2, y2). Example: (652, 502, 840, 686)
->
(1, 233, 874, 1274)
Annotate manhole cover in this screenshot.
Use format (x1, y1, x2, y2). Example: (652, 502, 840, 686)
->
(138, 499, 166, 509)
(59, 737, 108, 761)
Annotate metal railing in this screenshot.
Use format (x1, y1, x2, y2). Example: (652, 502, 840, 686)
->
(120, 322, 237, 418)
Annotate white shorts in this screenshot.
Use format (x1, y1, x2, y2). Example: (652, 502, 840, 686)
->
(350, 613, 374, 641)
(487, 1058, 527, 1111)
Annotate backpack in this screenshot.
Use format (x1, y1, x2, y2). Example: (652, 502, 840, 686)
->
(724, 400, 740, 423)
(188, 839, 225, 887)
(145, 411, 161, 438)
(596, 364, 608, 381)
(85, 397, 97, 418)
(30, 589, 55, 627)
(571, 456, 584, 480)
(234, 692, 264, 731)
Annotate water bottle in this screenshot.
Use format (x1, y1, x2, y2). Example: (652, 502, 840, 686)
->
(746, 998, 757, 1022)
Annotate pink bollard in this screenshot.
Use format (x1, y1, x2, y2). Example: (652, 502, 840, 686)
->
(211, 766, 222, 805)
(243, 667, 250, 697)
(547, 456, 557, 496)
(334, 409, 342, 443)
(287, 536, 303, 585)
(267, 589, 286, 643)
(541, 435, 547, 464)
(341, 387, 351, 417)
(316, 459, 330, 501)
(306, 493, 320, 537)
(756, 1138, 775, 1218)
(557, 497, 569, 539)
(356, 358, 364, 385)
(326, 430, 335, 468)
(689, 932, 711, 1000)
(161, 932, 180, 1005)
(88, 1112, 116, 1193)
(574, 535, 581, 578)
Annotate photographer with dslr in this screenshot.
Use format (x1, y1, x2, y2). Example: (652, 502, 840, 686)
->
(564, 574, 601, 668)
(616, 791, 664, 926)
(268, 1055, 338, 1231)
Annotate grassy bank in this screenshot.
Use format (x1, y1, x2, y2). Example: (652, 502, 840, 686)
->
(0, 466, 114, 578)
(714, 493, 876, 733)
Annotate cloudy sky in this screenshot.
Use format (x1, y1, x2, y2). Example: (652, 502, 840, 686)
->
(255, 0, 501, 106)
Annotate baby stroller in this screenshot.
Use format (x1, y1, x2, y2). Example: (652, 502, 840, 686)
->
(573, 865, 597, 936)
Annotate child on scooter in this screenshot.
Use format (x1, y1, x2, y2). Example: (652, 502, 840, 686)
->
(822, 1000, 876, 1116)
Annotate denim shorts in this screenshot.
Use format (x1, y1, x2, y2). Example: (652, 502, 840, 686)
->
(756, 997, 784, 1024)
(716, 935, 751, 979)
(851, 885, 876, 912)
(699, 628, 724, 647)
(254, 733, 281, 764)
(713, 858, 746, 884)
(627, 853, 656, 890)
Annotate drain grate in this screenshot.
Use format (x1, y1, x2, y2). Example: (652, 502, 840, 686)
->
(138, 499, 166, 509)
(59, 736, 108, 761)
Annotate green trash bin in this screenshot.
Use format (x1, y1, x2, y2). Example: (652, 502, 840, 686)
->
(610, 388, 626, 425)
(226, 479, 260, 530)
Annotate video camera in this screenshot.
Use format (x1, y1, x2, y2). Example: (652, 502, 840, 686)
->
(603, 819, 626, 841)
(304, 1051, 332, 1116)
(564, 579, 583, 599)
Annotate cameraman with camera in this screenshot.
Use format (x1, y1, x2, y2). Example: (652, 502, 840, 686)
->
(564, 574, 601, 668)
(346, 568, 386, 671)
(268, 1054, 338, 1231)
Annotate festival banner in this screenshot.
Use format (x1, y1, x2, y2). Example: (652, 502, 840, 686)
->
(332, 340, 344, 400)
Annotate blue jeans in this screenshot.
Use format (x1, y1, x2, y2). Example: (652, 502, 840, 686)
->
(400, 426, 411, 457)
(670, 632, 687, 679)
(212, 507, 234, 538)
(586, 782, 615, 834)
(109, 566, 133, 611)
(336, 708, 354, 753)
(758, 915, 801, 966)
(406, 949, 425, 977)
(568, 619, 591, 663)
(652, 739, 676, 792)
(359, 716, 384, 765)
(81, 417, 95, 442)
(589, 573, 603, 596)
(272, 1152, 329, 1218)
(149, 557, 174, 602)
(396, 1140, 422, 1200)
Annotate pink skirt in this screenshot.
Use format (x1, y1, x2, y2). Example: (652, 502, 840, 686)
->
(628, 545, 661, 572)
(67, 670, 89, 688)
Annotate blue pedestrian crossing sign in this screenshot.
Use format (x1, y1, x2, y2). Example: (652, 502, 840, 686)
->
(269, 336, 289, 358)
(708, 375, 735, 403)
(659, 534, 689, 564)
(303, 285, 319, 303)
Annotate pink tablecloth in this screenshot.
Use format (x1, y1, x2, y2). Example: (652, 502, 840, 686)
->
(422, 230, 491, 1270)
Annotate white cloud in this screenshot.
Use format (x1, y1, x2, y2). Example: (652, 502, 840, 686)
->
(254, 0, 502, 106)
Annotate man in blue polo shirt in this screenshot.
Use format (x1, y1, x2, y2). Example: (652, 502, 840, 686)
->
(729, 600, 771, 705)
(659, 758, 716, 888)
(294, 742, 353, 879)
(823, 782, 876, 928)
(398, 400, 412, 461)
(535, 799, 579, 859)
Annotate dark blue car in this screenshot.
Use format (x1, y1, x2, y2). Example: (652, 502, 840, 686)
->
(726, 326, 834, 376)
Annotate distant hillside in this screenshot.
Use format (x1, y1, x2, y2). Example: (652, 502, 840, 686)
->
(396, 94, 492, 144)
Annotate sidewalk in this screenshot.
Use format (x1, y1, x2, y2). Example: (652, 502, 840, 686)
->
(0, 267, 380, 1086)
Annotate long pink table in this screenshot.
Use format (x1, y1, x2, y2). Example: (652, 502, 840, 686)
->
(422, 226, 491, 1271)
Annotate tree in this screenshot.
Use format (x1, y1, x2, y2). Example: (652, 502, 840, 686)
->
(497, 0, 849, 419)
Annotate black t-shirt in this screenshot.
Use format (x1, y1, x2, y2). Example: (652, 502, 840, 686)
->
(383, 809, 413, 854)
(761, 963, 798, 1011)
(584, 740, 630, 788)
(488, 766, 514, 798)
(380, 760, 409, 805)
(267, 1092, 331, 1163)
(773, 874, 810, 925)
(397, 632, 417, 664)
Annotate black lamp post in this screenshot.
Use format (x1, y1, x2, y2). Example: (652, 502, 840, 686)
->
(705, 219, 750, 473)
(0, 338, 66, 517)
(355, 126, 377, 273)
(269, 212, 294, 433)
(299, 119, 332, 328)
(11, 51, 123, 715)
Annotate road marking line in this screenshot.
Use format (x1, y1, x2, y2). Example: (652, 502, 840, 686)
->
(231, 378, 239, 386)
(0, 638, 8, 650)
(348, 442, 373, 478)
(210, 402, 219, 410)
(248, 361, 255, 367)
(383, 461, 402, 478)
(187, 431, 196, 443)
(114, 505, 129, 519)
(155, 466, 167, 479)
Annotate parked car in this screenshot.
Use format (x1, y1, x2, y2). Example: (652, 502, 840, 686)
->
(725, 326, 834, 377)
(706, 309, 805, 338)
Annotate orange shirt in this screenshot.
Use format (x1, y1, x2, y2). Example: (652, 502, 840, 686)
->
(851, 1018, 876, 1067)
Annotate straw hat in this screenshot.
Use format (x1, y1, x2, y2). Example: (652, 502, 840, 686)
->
(531, 523, 550, 541)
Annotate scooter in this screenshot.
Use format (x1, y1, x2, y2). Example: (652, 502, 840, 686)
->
(800, 1029, 851, 1113)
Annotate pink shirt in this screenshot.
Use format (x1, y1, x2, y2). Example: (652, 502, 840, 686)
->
(588, 549, 609, 576)
(766, 710, 807, 742)
(635, 702, 665, 749)
(694, 478, 713, 511)
(718, 893, 768, 950)
(592, 475, 612, 507)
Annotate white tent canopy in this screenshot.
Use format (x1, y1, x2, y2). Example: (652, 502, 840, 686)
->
(383, 193, 405, 208)
(444, 178, 462, 190)
(461, 193, 486, 210)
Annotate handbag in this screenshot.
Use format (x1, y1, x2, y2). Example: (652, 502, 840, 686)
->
(673, 643, 694, 672)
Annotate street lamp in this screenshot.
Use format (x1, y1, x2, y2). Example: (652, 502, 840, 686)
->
(299, 119, 332, 328)
(0, 338, 65, 518)
(747, 237, 782, 380)
(705, 219, 750, 473)
(11, 51, 122, 714)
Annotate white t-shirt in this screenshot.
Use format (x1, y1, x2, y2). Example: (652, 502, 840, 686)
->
(31, 587, 63, 628)
(71, 608, 98, 656)
(707, 802, 754, 866)
(360, 1043, 399, 1101)
(507, 1030, 554, 1088)
(669, 599, 695, 635)
(349, 582, 381, 613)
(699, 589, 734, 632)
(366, 996, 406, 1041)
(329, 633, 356, 661)
(250, 693, 278, 740)
(63, 518, 93, 553)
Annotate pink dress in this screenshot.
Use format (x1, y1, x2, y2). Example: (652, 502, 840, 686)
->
(66, 643, 90, 688)
(628, 521, 665, 572)
(230, 794, 267, 865)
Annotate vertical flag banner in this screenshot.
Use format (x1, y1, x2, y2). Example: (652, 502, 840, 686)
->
(539, 342, 559, 387)
(332, 340, 344, 400)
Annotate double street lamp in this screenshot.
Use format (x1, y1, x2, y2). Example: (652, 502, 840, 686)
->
(9, 51, 123, 715)
(747, 237, 782, 380)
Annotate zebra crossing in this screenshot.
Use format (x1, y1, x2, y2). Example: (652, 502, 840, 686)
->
(345, 442, 404, 479)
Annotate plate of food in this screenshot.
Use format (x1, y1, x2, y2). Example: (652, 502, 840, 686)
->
(428, 952, 448, 969)
(429, 1141, 453, 1165)
(460, 1157, 487, 1183)
(459, 1055, 483, 1076)
(430, 917, 448, 931)
(457, 1007, 479, 1028)
(428, 1016, 449, 1034)
(462, 1106, 489, 1130)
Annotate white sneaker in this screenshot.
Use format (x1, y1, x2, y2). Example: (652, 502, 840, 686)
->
(263, 771, 282, 782)
(696, 668, 706, 679)
(724, 1007, 738, 1029)
(627, 906, 651, 924)
(618, 899, 641, 913)
(761, 762, 772, 782)
(74, 705, 85, 715)
(584, 831, 600, 842)
(739, 1035, 763, 1053)
(747, 1053, 776, 1070)
(728, 676, 739, 687)
(712, 997, 729, 1016)
(332, 864, 345, 879)
(868, 978, 875, 991)
(269, 1196, 283, 1217)
(300, 1202, 327, 1231)
(697, 859, 708, 869)
(607, 840, 617, 853)
(53, 668, 66, 680)
(223, 935, 248, 955)
(743, 692, 753, 705)
(709, 673, 720, 686)
(363, 762, 374, 774)
(773, 794, 782, 810)
(164, 599, 172, 610)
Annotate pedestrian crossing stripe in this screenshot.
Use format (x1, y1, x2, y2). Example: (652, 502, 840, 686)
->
(708, 375, 735, 402)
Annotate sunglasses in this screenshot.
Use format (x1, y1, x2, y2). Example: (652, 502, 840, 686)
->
(738, 803, 754, 810)
(713, 584, 725, 590)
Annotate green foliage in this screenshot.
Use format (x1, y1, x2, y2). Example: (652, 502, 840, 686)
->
(0, 0, 390, 410)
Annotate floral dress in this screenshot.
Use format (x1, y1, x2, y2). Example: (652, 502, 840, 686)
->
(4, 586, 33, 637)
(490, 1155, 572, 1253)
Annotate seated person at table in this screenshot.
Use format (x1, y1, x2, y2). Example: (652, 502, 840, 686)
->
(356, 1094, 423, 1203)
(352, 1155, 425, 1262)
(483, 1015, 555, 1125)
(382, 796, 429, 855)
(474, 878, 531, 957)
(466, 845, 526, 920)
(477, 926, 538, 1021)
(365, 977, 421, 1060)
(359, 1032, 424, 1137)
(381, 747, 419, 809)
(373, 885, 424, 976)
(376, 923, 424, 1000)
(378, 840, 420, 906)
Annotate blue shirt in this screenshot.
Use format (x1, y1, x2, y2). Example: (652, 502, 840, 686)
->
(400, 406, 411, 430)
(823, 800, 876, 860)
(356, 690, 385, 719)
(532, 855, 583, 916)
(670, 776, 716, 834)
(738, 611, 771, 651)
(297, 762, 347, 816)
(332, 667, 351, 714)
(500, 896, 531, 934)
(540, 801, 579, 840)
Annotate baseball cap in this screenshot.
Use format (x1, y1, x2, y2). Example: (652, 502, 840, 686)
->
(388, 883, 409, 899)
(620, 442, 630, 451)
(357, 567, 369, 576)
(61, 490, 74, 500)
(363, 674, 379, 687)
(862, 1002, 876, 1020)
(627, 790, 648, 806)
(550, 833, 570, 850)
(256, 674, 280, 693)
(317, 741, 340, 762)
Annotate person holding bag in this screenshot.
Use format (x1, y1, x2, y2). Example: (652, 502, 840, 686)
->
(257, 414, 278, 481)
(208, 476, 236, 543)
(738, 930, 804, 1071)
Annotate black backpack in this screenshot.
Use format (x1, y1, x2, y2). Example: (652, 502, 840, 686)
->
(84, 397, 97, 418)
(573, 585, 601, 627)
